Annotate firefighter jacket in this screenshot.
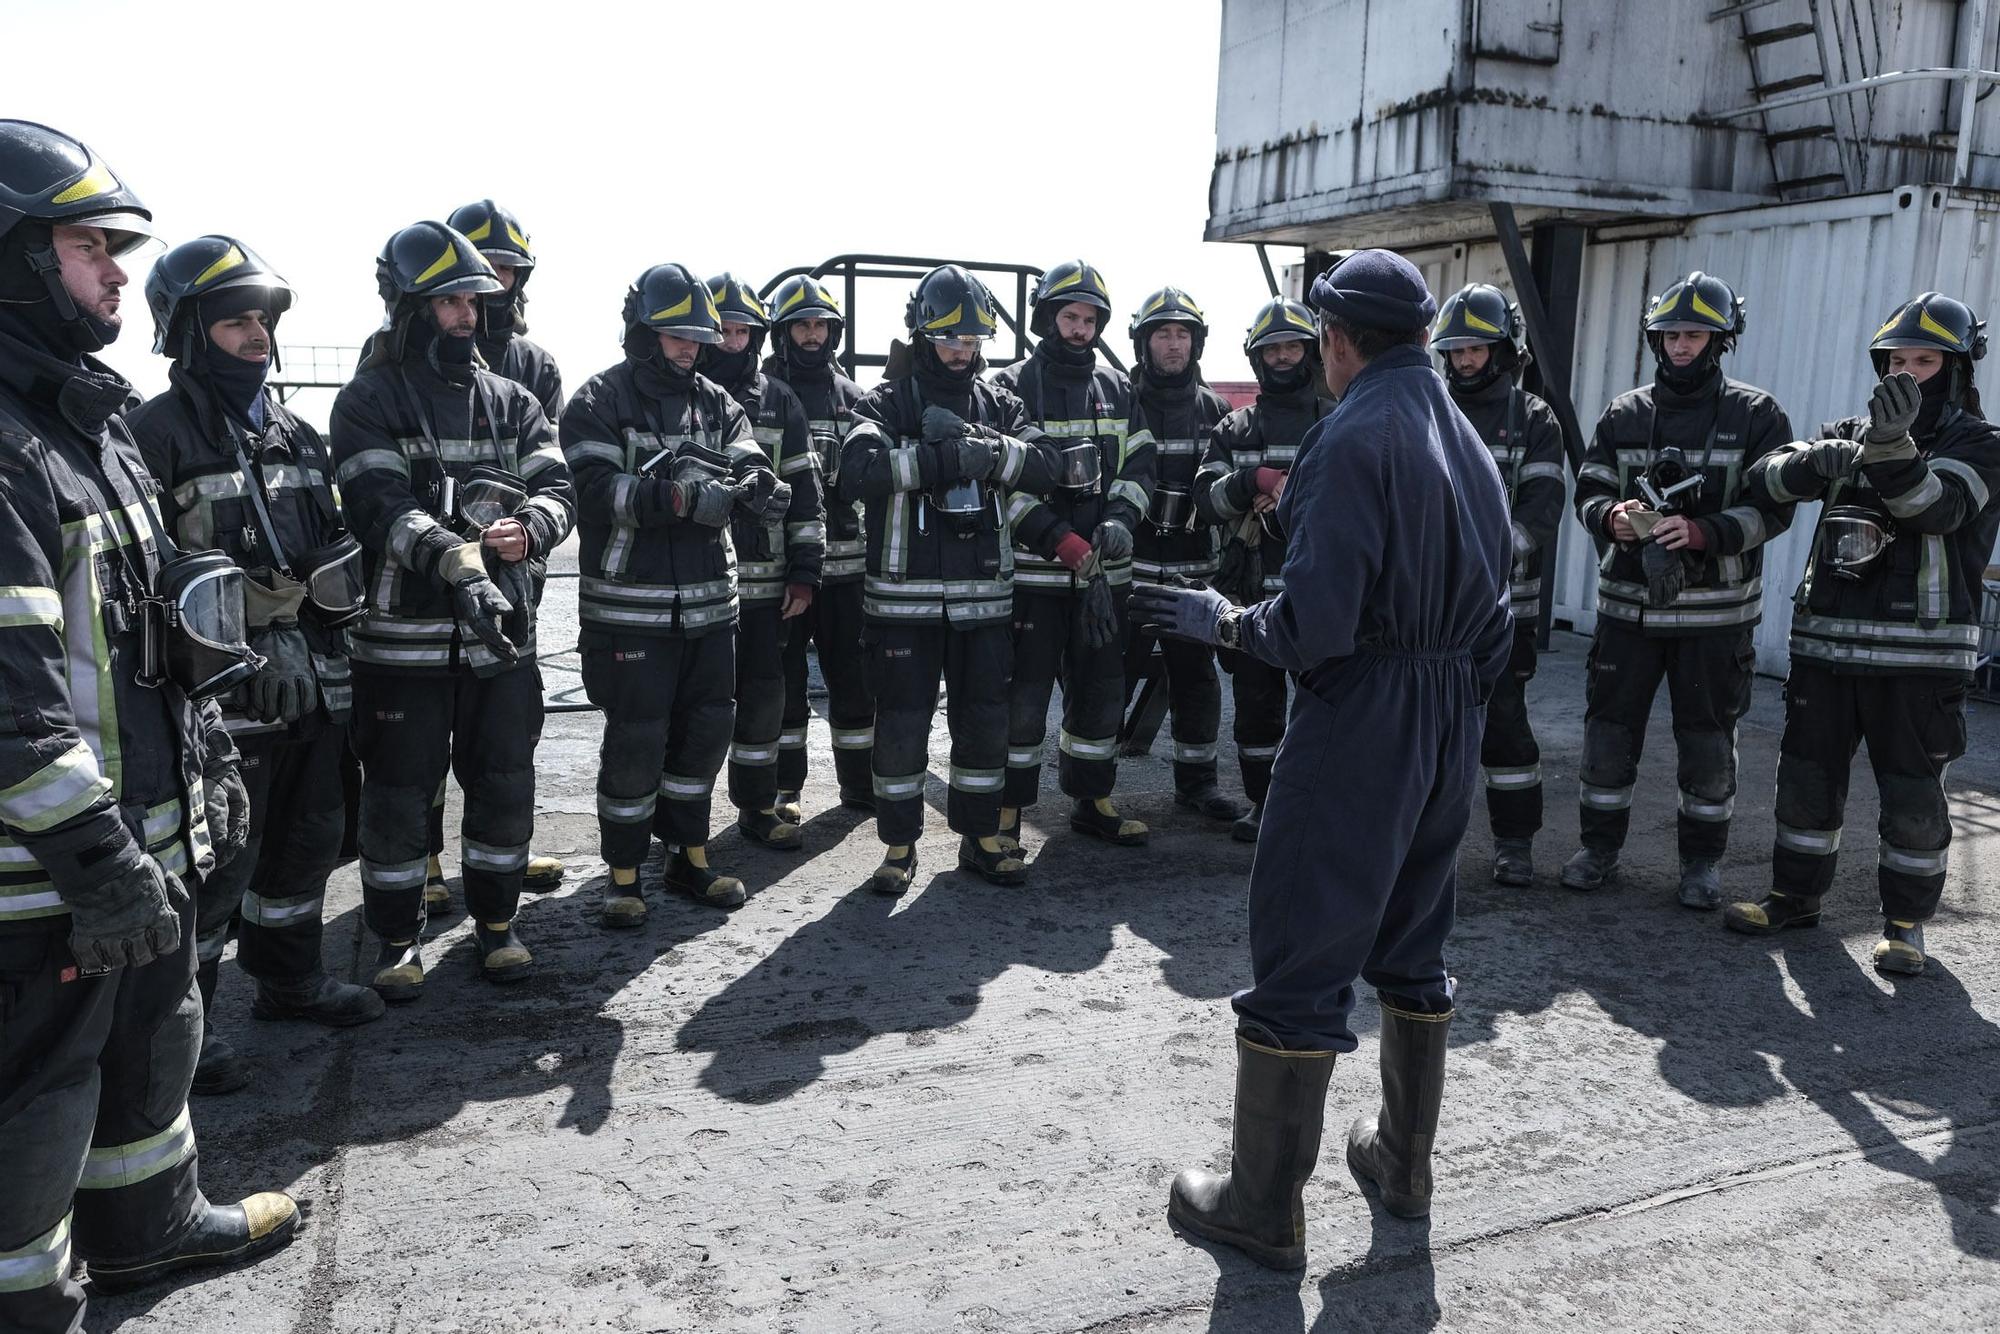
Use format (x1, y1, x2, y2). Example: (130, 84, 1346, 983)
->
(764, 354, 866, 586)
(0, 333, 227, 925)
(559, 357, 774, 641)
(481, 330, 564, 421)
(330, 339, 575, 675)
(1751, 404, 2000, 677)
(128, 364, 353, 733)
(1196, 382, 1336, 597)
(991, 345, 1154, 593)
(839, 369, 1058, 627)
(1448, 375, 1568, 625)
(1129, 371, 1231, 584)
(718, 369, 826, 603)
(1575, 369, 1794, 635)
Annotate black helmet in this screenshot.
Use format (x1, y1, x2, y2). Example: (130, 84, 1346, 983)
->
(623, 263, 724, 347)
(905, 264, 998, 343)
(768, 273, 846, 367)
(146, 235, 294, 357)
(1643, 271, 1744, 342)
(0, 119, 153, 255)
(1030, 259, 1113, 339)
(375, 221, 502, 312)
(707, 273, 769, 331)
(1870, 292, 1987, 406)
(1244, 297, 1321, 395)
(447, 199, 534, 276)
(1129, 286, 1208, 377)
(1433, 282, 1527, 391)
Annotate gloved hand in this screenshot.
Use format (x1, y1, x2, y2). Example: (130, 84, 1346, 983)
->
(758, 479, 793, 524)
(1091, 519, 1133, 564)
(451, 572, 521, 662)
(1641, 540, 1686, 609)
(921, 404, 967, 445)
(1803, 438, 1863, 482)
(1132, 581, 1234, 645)
(1863, 371, 1923, 448)
(491, 559, 537, 650)
(67, 854, 188, 972)
(1053, 532, 1093, 572)
(202, 755, 252, 868)
(245, 623, 318, 724)
(952, 434, 996, 482)
(678, 477, 737, 527)
(1079, 574, 1120, 650)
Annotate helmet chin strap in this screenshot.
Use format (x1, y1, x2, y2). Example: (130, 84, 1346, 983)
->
(21, 239, 119, 354)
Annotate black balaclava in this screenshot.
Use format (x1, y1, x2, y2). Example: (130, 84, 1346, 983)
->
(1251, 340, 1318, 396)
(192, 286, 274, 428)
(1914, 365, 1957, 438)
(406, 301, 478, 383)
(1138, 335, 1197, 393)
(1651, 333, 1725, 394)
(1035, 302, 1102, 375)
(775, 321, 837, 381)
(627, 325, 697, 395)
(0, 220, 122, 357)
(701, 332, 762, 392)
(1445, 340, 1518, 395)
(913, 337, 983, 395)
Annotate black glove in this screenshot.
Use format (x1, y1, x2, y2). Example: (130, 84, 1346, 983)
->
(202, 755, 252, 868)
(954, 435, 997, 482)
(245, 623, 318, 724)
(451, 572, 521, 662)
(491, 560, 536, 650)
(679, 477, 737, 527)
(1863, 371, 1923, 449)
(759, 479, 793, 524)
(1803, 439, 1863, 483)
(1080, 574, 1120, 650)
(1092, 519, 1133, 564)
(733, 470, 777, 518)
(66, 854, 188, 972)
(1641, 539, 1686, 609)
(921, 404, 967, 445)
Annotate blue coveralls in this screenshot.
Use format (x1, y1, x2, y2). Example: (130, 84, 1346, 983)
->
(1229, 343, 1514, 1052)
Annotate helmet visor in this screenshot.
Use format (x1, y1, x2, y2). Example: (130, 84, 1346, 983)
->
(924, 332, 991, 349)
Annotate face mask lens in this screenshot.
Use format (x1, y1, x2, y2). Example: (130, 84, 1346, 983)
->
(175, 565, 247, 651)
(1057, 442, 1100, 492)
(1148, 486, 1190, 530)
(457, 467, 527, 532)
(936, 479, 984, 515)
(302, 537, 366, 625)
(1824, 510, 1892, 578)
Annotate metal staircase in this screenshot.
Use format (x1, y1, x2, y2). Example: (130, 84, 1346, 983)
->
(1712, 0, 1859, 199)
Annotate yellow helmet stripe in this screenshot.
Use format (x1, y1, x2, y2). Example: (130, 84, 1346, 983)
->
(463, 219, 493, 243)
(1462, 308, 1503, 335)
(1918, 306, 1963, 347)
(414, 243, 460, 286)
(923, 302, 964, 331)
(1047, 268, 1085, 293)
(650, 293, 694, 321)
(1689, 290, 1726, 325)
(50, 162, 116, 206)
(193, 246, 247, 289)
(505, 223, 530, 253)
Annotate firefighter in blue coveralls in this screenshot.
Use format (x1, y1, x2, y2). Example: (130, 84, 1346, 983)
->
(1136, 250, 1513, 1271)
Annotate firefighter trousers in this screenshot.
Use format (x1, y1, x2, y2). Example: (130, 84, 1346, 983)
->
(0, 893, 208, 1331)
(778, 580, 875, 799)
(867, 620, 1010, 846)
(729, 604, 790, 815)
(1221, 647, 1290, 805)
(195, 720, 348, 983)
(353, 665, 543, 941)
(1232, 651, 1479, 1051)
(1771, 664, 1967, 922)
(1480, 626, 1543, 840)
(582, 632, 735, 865)
(1122, 617, 1223, 795)
(1578, 622, 1754, 861)
(1005, 587, 1127, 807)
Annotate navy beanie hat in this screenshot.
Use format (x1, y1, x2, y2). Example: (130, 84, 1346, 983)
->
(1307, 249, 1437, 333)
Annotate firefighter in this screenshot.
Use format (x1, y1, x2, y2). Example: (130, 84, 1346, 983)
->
(1432, 283, 1567, 884)
(1727, 295, 2000, 973)
(766, 275, 877, 818)
(425, 199, 567, 908)
(560, 264, 784, 925)
(992, 260, 1155, 849)
(701, 273, 823, 850)
(1196, 297, 1336, 842)
(1124, 286, 1248, 824)
(1565, 272, 1794, 909)
(0, 119, 300, 1330)
(331, 220, 576, 998)
(840, 265, 1058, 892)
(129, 235, 385, 1096)
(1140, 249, 1512, 1270)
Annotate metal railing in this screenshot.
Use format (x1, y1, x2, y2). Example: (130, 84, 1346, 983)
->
(270, 344, 361, 401)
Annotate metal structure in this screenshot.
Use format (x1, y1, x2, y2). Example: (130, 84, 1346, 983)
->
(268, 344, 360, 404)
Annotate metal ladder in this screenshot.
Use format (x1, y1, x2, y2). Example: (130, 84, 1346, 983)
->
(1712, 0, 1859, 198)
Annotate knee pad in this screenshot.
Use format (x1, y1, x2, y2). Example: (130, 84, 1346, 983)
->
(1878, 774, 1952, 850)
(358, 783, 431, 860)
(1580, 723, 1636, 786)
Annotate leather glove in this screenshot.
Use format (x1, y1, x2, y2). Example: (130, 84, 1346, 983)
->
(1091, 518, 1133, 564)
(732, 470, 777, 518)
(1803, 438, 1863, 482)
(954, 434, 997, 482)
(758, 479, 793, 524)
(451, 572, 521, 662)
(1131, 581, 1234, 646)
(1641, 540, 1686, 609)
(921, 404, 967, 445)
(679, 477, 737, 527)
(245, 623, 318, 724)
(491, 559, 536, 650)
(67, 854, 188, 972)
(202, 755, 252, 868)
(1864, 371, 1923, 445)
(1079, 574, 1120, 650)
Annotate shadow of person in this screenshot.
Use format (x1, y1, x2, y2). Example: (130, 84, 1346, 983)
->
(1311, 1204, 1440, 1334)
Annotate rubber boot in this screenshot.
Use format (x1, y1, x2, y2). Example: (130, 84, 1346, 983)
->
(523, 853, 566, 891)
(1347, 1002, 1451, 1219)
(1723, 890, 1822, 936)
(1069, 796, 1149, 847)
(737, 807, 803, 851)
(1168, 1032, 1336, 1270)
(664, 846, 748, 909)
(958, 835, 1029, 886)
(859, 845, 917, 897)
(422, 855, 452, 914)
(191, 958, 249, 1097)
(85, 1192, 302, 1293)
(370, 938, 425, 1004)
(1873, 919, 1927, 976)
(1677, 858, 1722, 911)
(251, 972, 387, 1027)
(776, 790, 805, 824)
(1492, 838, 1534, 887)
(474, 920, 534, 984)
(1231, 802, 1263, 844)
(1559, 845, 1620, 892)
(1175, 779, 1249, 823)
(600, 871, 648, 929)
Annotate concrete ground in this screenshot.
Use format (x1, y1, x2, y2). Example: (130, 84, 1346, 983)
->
(90, 550, 2000, 1332)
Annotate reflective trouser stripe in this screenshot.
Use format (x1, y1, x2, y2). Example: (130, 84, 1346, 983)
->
(1580, 784, 1633, 811)
(361, 856, 429, 892)
(1775, 822, 1842, 855)
(77, 1107, 195, 1190)
(1173, 742, 1216, 764)
(779, 728, 810, 751)
(831, 727, 873, 749)
(598, 791, 656, 824)
(730, 744, 778, 766)
(1058, 730, 1117, 761)
(1007, 745, 1043, 768)
(1484, 765, 1542, 790)
(874, 771, 926, 800)
(461, 838, 528, 873)
(242, 890, 325, 927)
(1880, 844, 1948, 876)
(660, 773, 715, 801)
(949, 766, 1004, 793)
(0, 1213, 71, 1294)
(1678, 792, 1734, 822)
(1238, 744, 1279, 761)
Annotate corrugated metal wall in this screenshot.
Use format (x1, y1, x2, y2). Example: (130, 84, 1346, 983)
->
(1397, 187, 2000, 671)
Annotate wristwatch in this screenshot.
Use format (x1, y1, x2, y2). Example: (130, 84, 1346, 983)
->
(1216, 608, 1245, 651)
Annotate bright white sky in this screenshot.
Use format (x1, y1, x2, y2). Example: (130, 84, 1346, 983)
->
(13, 0, 1281, 421)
